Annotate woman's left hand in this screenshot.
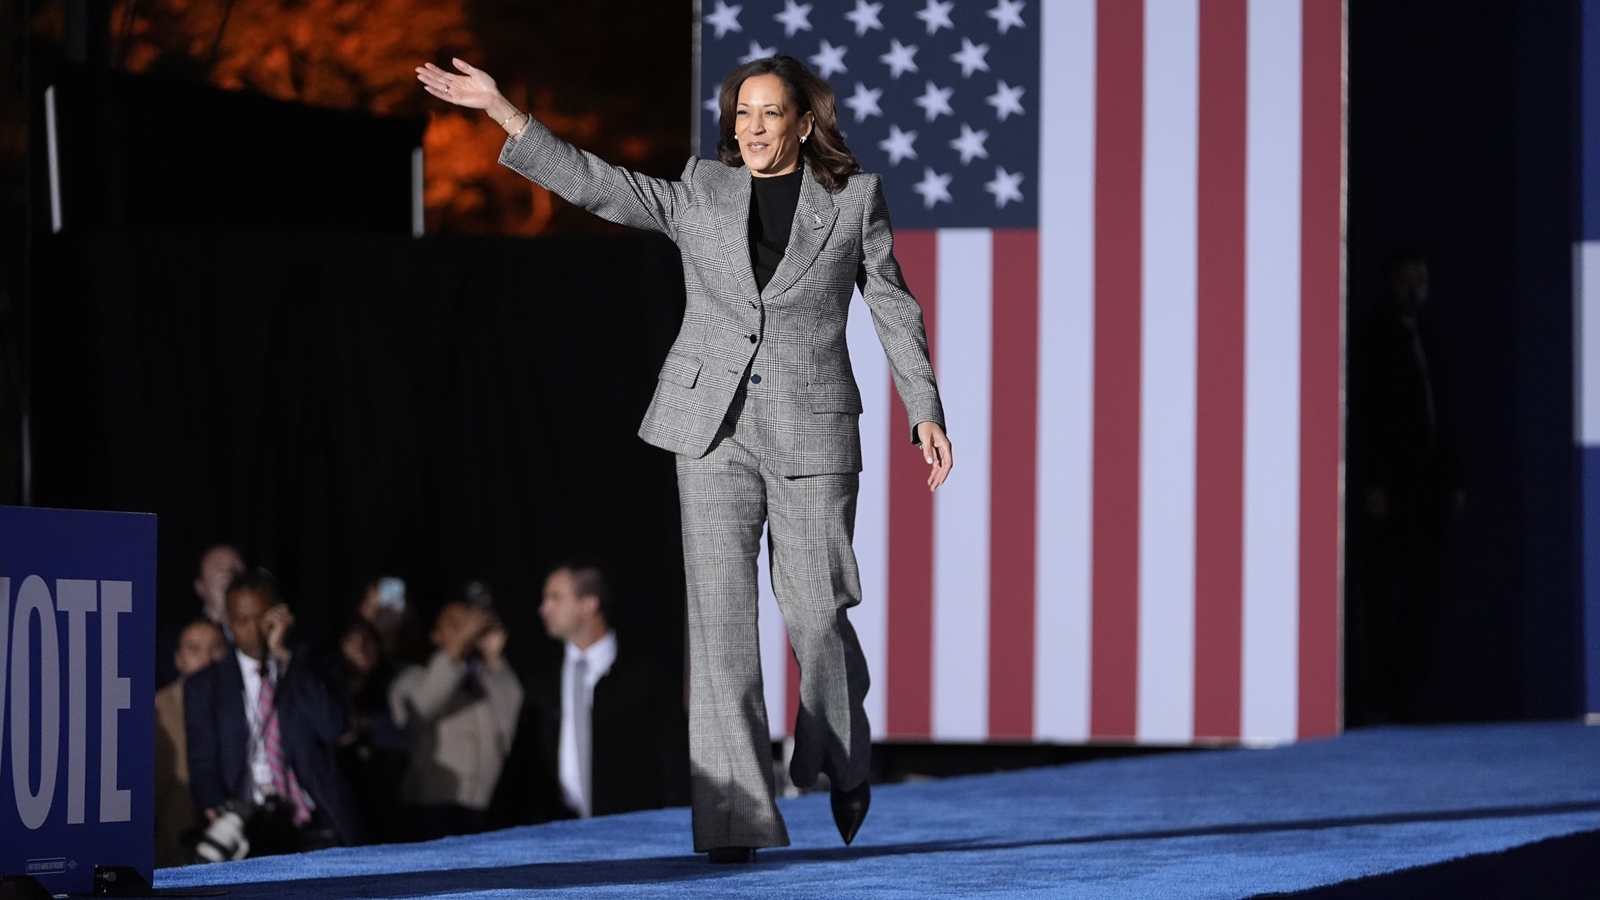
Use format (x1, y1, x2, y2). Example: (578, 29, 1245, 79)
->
(916, 421, 953, 491)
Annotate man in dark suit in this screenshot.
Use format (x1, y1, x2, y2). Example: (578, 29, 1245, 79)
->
(492, 565, 688, 825)
(184, 568, 366, 855)
(1346, 253, 1463, 726)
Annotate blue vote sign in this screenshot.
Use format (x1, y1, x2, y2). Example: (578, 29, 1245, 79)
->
(0, 506, 156, 894)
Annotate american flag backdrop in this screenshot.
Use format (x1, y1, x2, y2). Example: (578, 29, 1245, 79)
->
(696, 0, 1344, 746)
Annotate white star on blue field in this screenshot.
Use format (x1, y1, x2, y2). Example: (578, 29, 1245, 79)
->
(699, 0, 1039, 229)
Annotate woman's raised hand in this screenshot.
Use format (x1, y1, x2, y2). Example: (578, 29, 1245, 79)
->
(416, 58, 500, 110)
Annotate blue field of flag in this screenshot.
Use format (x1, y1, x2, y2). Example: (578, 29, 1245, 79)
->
(699, 0, 1041, 229)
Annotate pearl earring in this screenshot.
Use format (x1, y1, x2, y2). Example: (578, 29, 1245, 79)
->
(800, 134, 808, 144)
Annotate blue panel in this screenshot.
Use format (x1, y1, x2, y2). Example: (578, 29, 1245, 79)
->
(1584, 0, 1600, 239)
(1587, 449, 1600, 712)
(0, 506, 157, 895)
(1588, 448, 1600, 712)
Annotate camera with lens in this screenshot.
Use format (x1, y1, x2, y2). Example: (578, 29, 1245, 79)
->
(190, 799, 255, 863)
(463, 580, 494, 611)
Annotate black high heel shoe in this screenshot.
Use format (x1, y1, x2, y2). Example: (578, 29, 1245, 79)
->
(830, 779, 871, 845)
(707, 846, 755, 864)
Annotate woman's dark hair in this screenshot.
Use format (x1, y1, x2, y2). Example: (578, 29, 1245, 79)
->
(716, 55, 860, 193)
(339, 615, 382, 653)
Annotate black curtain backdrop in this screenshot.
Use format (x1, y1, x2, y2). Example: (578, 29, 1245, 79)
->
(33, 229, 689, 684)
(1346, 0, 1584, 721)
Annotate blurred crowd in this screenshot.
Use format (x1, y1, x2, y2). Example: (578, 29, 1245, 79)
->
(155, 544, 688, 866)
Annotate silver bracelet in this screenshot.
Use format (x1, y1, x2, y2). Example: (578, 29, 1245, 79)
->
(509, 114, 531, 139)
(498, 110, 523, 128)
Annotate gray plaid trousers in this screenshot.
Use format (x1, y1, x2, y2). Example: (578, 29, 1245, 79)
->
(676, 424, 872, 852)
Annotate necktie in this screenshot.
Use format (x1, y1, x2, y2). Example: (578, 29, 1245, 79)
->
(1403, 318, 1437, 441)
(257, 664, 312, 825)
(572, 657, 592, 817)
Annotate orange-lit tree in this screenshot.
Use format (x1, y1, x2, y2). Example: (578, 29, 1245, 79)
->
(110, 0, 689, 235)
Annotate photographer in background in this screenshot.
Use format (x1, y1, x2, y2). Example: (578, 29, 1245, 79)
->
(184, 568, 367, 858)
(389, 583, 523, 840)
(194, 544, 247, 639)
(155, 619, 228, 866)
(332, 614, 409, 844)
(359, 575, 421, 665)
(158, 544, 245, 687)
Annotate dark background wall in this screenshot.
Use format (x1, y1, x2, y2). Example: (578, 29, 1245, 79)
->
(34, 225, 691, 688)
(1346, 0, 1584, 721)
(11, 4, 702, 693)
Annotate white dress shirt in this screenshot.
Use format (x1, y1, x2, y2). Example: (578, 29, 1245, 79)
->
(559, 631, 616, 818)
(237, 649, 313, 811)
(237, 649, 274, 805)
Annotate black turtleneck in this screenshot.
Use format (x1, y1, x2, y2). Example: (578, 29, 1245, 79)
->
(748, 170, 804, 292)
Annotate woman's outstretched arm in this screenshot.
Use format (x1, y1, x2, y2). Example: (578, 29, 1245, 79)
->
(417, 58, 693, 236)
(853, 173, 952, 489)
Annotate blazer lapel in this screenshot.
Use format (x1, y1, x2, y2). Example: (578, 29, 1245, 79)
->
(219, 658, 251, 796)
(716, 168, 762, 301)
(761, 168, 839, 300)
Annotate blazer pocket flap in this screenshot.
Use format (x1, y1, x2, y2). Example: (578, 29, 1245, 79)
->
(809, 344, 854, 383)
(657, 353, 703, 388)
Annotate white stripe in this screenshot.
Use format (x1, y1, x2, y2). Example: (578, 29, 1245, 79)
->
(1034, 0, 1096, 742)
(932, 228, 992, 740)
(757, 532, 788, 739)
(1242, 0, 1302, 745)
(848, 286, 891, 736)
(1579, 242, 1600, 445)
(1137, 0, 1199, 744)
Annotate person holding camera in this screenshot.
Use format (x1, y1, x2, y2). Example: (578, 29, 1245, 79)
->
(389, 587, 524, 840)
(184, 568, 366, 859)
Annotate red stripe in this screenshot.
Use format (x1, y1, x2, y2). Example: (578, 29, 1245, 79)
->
(1298, 0, 1344, 739)
(786, 646, 801, 734)
(886, 229, 938, 738)
(1193, 0, 1248, 741)
(1090, 0, 1144, 740)
(988, 229, 1040, 738)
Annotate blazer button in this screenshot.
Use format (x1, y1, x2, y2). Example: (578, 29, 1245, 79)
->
(747, 334, 757, 343)
(750, 373, 762, 384)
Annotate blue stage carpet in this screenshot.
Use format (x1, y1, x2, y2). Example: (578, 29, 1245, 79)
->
(156, 723, 1600, 898)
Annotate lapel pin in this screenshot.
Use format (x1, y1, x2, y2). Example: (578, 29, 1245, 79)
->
(813, 213, 822, 227)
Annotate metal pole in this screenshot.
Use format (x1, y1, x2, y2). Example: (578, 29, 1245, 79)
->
(411, 146, 424, 238)
(45, 85, 61, 234)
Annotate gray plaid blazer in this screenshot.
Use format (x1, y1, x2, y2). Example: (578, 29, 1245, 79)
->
(500, 118, 945, 476)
